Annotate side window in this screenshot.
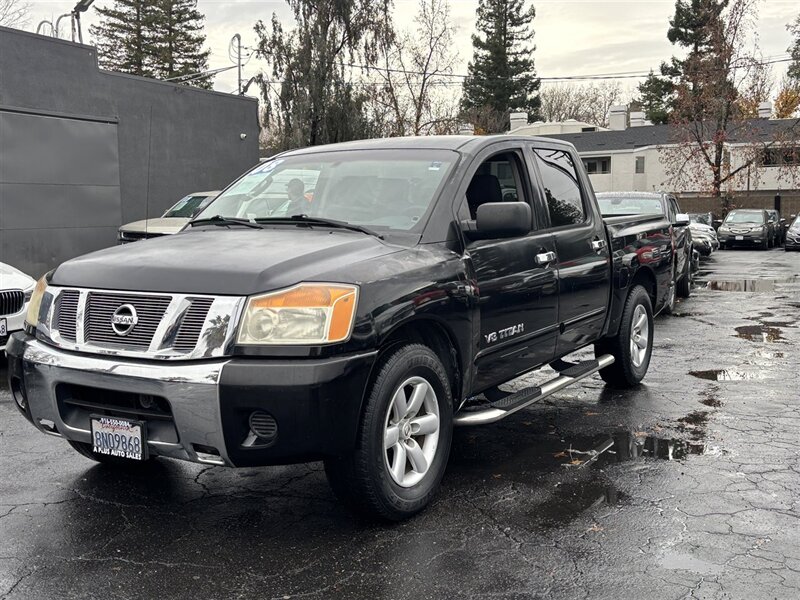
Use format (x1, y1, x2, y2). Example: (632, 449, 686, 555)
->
(533, 148, 585, 228)
(465, 151, 527, 220)
(667, 198, 679, 221)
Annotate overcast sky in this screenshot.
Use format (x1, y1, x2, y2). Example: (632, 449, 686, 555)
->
(25, 0, 799, 98)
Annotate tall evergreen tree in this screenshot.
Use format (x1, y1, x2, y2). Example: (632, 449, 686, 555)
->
(460, 0, 540, 133)
(90, 0, 154, 78)
(91, 0, 213, 88)
(634, 0, 729, 124)
(149, 0, 212, 88)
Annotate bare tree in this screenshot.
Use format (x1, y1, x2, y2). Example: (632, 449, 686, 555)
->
(659, 0, 800, 209)
(373, 0, 460, 136)
(0, 0, 31, 28)
(539, 82, 622, 128)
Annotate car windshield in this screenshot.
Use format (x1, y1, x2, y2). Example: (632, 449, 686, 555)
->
(195, 150, 456, 233)
(725, 211, 764, 224)
(790, 217, 800, 232)
(163, 194, 215, 218)
(690, 213, 711, 225)
(766, 211, 779, 222)
(597, 196, 664, 216)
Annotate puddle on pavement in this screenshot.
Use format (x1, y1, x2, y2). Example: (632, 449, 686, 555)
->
(689, 368, 766, 381)
(735, 324, 783, 342)
(705, 276, 798, 292)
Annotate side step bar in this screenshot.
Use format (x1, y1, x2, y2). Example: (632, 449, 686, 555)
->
(453, 354, 615, 427)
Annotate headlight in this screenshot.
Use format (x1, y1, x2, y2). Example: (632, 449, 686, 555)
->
(25, 276, 49, 327)
(237, 283, 358, 345)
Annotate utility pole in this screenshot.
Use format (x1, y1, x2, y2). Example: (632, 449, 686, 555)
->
(232, 33, 242, 95)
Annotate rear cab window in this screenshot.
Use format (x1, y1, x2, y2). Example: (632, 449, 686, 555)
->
(531, 148, 586, 228)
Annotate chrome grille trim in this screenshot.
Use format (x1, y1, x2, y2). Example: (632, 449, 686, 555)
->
(0, 290, 25, 316)
(54, 290, 80, 341)
(42, 287, 245, 361)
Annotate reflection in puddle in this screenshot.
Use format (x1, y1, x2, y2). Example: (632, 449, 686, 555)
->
(735, 325, 783, 342)
(689, 369, 765, 381)
(558, 430, 707, 468)
(705, 277, 798, 292)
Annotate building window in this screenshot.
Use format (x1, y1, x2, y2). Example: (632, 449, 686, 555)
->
(763, 147, 800, 167)
(581, 127, 597, 132)
(583, 156, 611, 174)
(635, 156, 645, 174)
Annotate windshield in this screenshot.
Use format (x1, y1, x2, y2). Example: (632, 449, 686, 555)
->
(725, 211, 764, 224)
(690, 213, 711, 225)
(196, 150, 456, 233)
(597, 196, 664, 216)
(790, 216, 800, 232)
(164, 194, 215, 218)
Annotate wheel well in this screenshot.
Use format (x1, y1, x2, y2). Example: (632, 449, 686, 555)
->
(378, 320, 462, 404)
(630, 267, 657, 306)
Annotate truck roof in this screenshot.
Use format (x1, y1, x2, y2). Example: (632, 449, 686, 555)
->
(280, 135, 576, 157)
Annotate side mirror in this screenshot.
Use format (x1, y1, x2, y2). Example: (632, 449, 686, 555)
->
(674, 213, 690, 227)
(463, 202, 532, 240)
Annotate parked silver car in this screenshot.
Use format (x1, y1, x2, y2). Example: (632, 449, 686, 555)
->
(118, 191, 220, 243)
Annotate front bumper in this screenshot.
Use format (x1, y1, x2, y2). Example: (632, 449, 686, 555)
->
(1, 306, 26, 351)
(718, 232, 764, 246)
(785, 236, 800, 250)
(6, 333, 377, 467)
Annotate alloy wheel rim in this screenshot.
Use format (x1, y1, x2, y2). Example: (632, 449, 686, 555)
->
(383, 376, 440, 488)
(629, 304, 649, 368)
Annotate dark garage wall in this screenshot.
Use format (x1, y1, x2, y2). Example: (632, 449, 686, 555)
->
(0, 26, 259, 276)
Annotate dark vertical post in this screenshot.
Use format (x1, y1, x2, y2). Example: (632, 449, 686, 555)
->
(775, 193, 781, 214)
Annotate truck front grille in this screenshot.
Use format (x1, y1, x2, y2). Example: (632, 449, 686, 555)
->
(47, 288, 239, 359)
(0, 290, 24, 316)
(85, 292, 171, 349)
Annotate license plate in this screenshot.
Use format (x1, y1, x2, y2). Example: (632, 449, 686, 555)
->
(90, 416, 146, 460)
(0, 318, 6, 336)
(735, 235, 744, 241)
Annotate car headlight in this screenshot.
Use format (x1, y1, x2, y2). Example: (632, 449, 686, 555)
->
(25, 276, 49, 327)
(237, 283, 358, 345)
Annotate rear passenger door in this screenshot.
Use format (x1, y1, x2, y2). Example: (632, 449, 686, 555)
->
(528, 144, 611, 358)
(460, 145, 559, 393)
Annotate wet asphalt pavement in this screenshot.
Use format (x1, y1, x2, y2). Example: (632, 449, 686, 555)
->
(2, 249, 800, 599)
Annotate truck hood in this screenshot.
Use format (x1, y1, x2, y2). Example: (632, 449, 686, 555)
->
(52, 228, 402, 295)
(119, 218, 188, 235)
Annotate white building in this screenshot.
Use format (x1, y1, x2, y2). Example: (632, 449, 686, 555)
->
(509, 105, 799, 199)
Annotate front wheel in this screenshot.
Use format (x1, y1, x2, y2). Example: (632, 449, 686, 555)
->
(324, 344, 453, 521)
(595, 285, 654, 388)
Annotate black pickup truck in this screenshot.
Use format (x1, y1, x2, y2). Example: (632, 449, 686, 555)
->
(8, 136, 672, 520)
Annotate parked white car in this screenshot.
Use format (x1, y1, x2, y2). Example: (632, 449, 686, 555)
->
(118, 191, 220, 243)
(1, 262, 35, 350)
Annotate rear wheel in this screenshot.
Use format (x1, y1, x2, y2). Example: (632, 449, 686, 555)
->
(676, 252, 692, 298)
(67, 440, 153, 467)
(324, 344, 453, 521)
(595, 285, 653, 388)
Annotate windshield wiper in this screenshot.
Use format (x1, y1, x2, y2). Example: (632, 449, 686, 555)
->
(255, 215, 384, 240)
(189, 215, 263, 229)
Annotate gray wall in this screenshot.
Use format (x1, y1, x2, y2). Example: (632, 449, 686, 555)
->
(0, 26, 259, 276)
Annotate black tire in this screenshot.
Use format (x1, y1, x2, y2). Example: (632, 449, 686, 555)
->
(595, 285, 654, 388)
(676, 253, 692, 298)
(67, 440, 153, 467)
(324, 344, 453, 521)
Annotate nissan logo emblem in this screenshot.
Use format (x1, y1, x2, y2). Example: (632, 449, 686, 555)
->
(111, 304, 138, 336)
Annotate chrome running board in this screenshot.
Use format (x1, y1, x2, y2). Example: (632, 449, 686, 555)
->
(453, 354, 615, 426)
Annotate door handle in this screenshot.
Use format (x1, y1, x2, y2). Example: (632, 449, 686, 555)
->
(535, 251, 556, 265)
(591, 239, 607, 252)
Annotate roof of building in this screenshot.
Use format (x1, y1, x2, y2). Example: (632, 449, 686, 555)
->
(545, 118, 799, 153)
